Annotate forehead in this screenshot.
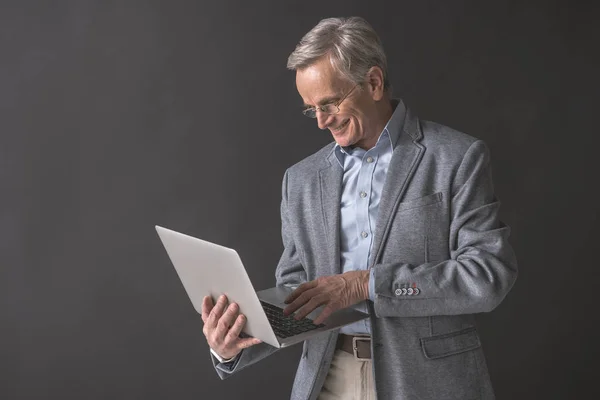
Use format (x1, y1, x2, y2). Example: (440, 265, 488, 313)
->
(295, 57, 347, 106)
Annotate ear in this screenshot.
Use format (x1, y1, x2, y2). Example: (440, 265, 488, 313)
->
(366, 66, 385, 101)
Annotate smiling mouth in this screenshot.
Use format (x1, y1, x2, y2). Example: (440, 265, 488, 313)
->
(331, 119, 350, 133)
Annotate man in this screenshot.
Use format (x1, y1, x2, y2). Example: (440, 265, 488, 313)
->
(201, 16, 517, 400)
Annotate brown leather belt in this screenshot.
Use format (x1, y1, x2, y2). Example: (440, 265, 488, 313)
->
(336, 334, 372, 360)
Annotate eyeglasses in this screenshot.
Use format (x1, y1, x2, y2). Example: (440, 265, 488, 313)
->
(302, 84, 360, 118)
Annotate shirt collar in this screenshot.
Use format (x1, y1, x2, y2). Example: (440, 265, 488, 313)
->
(333, 99, 406, 167)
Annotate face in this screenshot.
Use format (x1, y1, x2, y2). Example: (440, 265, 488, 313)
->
(296, 57, 383, 149)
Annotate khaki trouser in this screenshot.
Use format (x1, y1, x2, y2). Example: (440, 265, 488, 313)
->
(317, 349, 377, 400)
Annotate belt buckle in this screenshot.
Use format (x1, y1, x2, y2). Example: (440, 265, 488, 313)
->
(352, 336, 371, 361)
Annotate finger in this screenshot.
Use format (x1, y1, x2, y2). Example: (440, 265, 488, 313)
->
(236, 337, 262, 351)
(284, 280, 317, 304)
(283, 290, 313, 315)
(215, 302, 240, 338)
(201, 296, 214, 324)
(207, 294, 228, 329)
(284, 286, 324, 315)
(313, 304, 335, 325)
(293, 295, 328, 321)
(225, 313, 247, 342)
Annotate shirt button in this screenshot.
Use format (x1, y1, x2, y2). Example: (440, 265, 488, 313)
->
(360, 191, 367, 198)
(361, 231, 368, 238)
(366, 156, 374, 163)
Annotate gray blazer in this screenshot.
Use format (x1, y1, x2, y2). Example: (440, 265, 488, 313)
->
(211, 100, 518, 400)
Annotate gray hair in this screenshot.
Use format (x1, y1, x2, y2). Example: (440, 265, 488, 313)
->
(287, 17, 390, 91)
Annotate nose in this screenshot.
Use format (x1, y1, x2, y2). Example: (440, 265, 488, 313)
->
(316, 110, 333, 130)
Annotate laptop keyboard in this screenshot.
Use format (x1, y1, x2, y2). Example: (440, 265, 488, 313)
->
(260, 301, 325, 339)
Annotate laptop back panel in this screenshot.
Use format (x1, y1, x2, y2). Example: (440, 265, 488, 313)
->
(155, 226, 280, 347)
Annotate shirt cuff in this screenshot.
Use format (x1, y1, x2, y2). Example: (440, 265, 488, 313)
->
(368, 268, 376, 302)
(210, 347, 238, 364)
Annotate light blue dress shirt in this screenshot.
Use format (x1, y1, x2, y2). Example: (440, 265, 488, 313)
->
(336, 101, 405, 335)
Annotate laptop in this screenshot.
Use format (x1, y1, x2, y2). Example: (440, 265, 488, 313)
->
(155, 225, 369, 349)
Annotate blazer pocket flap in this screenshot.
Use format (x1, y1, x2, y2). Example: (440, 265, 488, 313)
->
(397, 192, 443, 212)
(420, 327, 481, 359)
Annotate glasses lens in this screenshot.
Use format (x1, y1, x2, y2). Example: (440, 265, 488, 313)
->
(303, 108, 317, 118)
(322, 104, 339, 114)
(302, 103, 340, 118)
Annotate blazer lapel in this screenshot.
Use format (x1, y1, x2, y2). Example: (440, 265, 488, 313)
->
(371, 108, 425, 266)
(318, 151, 343, 275)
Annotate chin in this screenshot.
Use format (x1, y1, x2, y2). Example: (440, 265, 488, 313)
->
(334, 137, 353, 147)
(332, 131, 355, 147)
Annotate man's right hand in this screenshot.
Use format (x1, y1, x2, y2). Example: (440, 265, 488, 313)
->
(201, 294, 262, 360)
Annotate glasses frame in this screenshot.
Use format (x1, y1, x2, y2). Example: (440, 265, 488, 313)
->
(302, 83, 360, 118)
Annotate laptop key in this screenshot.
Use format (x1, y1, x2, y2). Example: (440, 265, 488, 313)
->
(260, 300, 325, 338)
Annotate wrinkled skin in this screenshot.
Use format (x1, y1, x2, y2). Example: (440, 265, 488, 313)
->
(283, 270, 370, 325)
(201, 295, 262, 360)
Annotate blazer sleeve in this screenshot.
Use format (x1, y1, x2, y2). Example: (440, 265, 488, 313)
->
(372, 140, 518, 317)
(212, 169, 307, 379)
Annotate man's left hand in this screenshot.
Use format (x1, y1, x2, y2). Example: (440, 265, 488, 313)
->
(282, 270, 370, 325)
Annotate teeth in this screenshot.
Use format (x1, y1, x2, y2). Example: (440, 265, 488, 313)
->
(333, 120, 349, 132)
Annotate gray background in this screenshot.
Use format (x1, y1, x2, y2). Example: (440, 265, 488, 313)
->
(1, 1, 598, 399)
